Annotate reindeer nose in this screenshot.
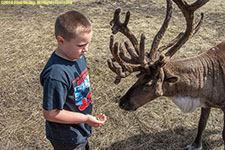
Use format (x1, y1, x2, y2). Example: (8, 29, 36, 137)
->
(119, 101, 126, 109)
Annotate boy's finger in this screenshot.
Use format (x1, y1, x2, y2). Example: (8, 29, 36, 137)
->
(101, 115, 106, 121)
(96, 113, 103, 118)
(96, 113, 106, 122)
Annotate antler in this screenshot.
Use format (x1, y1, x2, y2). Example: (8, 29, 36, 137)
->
(149, 0, 173, 62)
(108, 8, 150, 84)
(164, 0, 208, 59)
(108, 0, 209, 84)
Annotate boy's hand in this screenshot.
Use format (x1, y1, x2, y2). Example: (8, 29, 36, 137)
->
(86, 113, 106, 127)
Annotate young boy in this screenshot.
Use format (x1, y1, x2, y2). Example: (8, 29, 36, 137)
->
(40, 10, 106, 150)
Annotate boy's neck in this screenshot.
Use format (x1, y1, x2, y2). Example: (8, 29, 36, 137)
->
(55, 48, 77, 61)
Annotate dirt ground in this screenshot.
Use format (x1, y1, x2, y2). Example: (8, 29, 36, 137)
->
(0, 0, 225, 150)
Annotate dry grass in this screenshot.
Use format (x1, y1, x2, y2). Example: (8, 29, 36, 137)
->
(0, 0, 225, 150)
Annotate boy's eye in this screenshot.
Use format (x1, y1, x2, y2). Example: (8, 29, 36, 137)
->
(77, 45, 85, 47)
(77, 44, 88, 48)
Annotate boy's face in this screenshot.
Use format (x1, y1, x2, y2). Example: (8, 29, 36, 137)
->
(57, 31, 93, 61)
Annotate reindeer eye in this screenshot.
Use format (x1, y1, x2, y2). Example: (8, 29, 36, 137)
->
(148, 80, 153, 85)
(143, 81, 154, 91)
(145, 82, 153, 87)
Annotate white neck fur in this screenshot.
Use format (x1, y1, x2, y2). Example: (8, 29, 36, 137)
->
(169, 96, 205, 113)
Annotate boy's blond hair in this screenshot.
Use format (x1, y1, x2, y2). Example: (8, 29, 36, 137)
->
(55, 10, 92, 40)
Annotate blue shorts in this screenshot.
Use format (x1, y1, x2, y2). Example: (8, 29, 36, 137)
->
(50, 140, 90, 150)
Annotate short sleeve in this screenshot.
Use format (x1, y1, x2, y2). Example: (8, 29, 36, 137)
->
(42, 78, 68, 111)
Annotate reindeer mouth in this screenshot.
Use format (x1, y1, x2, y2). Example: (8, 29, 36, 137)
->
(119, 101, 137, 111)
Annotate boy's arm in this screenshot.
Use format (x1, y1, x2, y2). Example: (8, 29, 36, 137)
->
(43, 109, 106, 127)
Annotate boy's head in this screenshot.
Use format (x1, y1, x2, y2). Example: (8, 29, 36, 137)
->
(55, 10, 93, 61)
(55, 10, 92, 41)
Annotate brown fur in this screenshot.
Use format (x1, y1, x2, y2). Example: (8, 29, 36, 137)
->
(163, 41, 225, 107)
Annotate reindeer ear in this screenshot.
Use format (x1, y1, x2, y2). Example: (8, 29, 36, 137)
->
(165, 75, 179, 83)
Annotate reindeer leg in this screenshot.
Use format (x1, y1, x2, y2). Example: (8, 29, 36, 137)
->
(222, 108, 225, 150)
(186, 107, 211, 150)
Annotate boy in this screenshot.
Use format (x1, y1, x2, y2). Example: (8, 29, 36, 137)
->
(40, 10, 106, 150)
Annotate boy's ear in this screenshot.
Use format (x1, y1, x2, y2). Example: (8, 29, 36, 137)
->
(56, 35, 64, 45)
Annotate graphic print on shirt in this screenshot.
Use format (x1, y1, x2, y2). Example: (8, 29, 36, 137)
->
(73, 68, 92, 111)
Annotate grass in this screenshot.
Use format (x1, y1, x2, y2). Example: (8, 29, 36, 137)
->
(0, 0, 225, 149)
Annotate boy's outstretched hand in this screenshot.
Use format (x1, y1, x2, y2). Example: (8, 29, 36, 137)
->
(86, 113, 106, 128)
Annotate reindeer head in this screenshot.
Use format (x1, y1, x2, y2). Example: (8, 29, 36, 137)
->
(108, 0, 208, 111)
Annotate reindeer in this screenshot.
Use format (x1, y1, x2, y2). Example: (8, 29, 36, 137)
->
(107, 0, 225, 150)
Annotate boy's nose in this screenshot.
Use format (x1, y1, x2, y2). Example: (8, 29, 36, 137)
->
(82, 46, 88, 52)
